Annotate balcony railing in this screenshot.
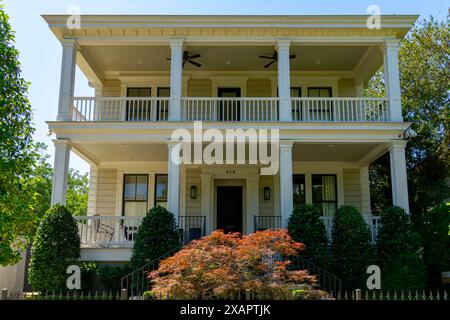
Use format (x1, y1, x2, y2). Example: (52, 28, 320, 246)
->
(320, 215, 381, 243)
(75, 215, 206, 248)
(253, 215, 380, 243)
(182, 97, 279, 122)
(179, 215, 206, 245)
(291, 97, 390, 122)
(75, 215, 143, 248)
(254, 215, 282, 231)
(70, 97, 390, 123)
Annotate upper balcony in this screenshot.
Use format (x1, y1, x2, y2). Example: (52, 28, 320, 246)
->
(44, 15, 418, 125)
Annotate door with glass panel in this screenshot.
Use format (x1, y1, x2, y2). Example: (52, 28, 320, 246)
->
(312, 174, 337, 216)
(157, 87, 170, 121)
(123, 174, 148, 240)
(126, 87, 151, 121)
(218, 88, 241, 121)
(307, 87, 332, 121)
(293, 174, 306, 207)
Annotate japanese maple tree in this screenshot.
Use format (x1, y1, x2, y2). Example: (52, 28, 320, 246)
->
(149, 229, 327, 299)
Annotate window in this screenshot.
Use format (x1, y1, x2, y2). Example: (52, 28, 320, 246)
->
(312, 174, 337, 216)
(293, 174, 306, 206)
(155, 174, 168, 208)
(123, 174, 148, 217)
(307, 87, 333, 121)
(127, 87, 151, 121)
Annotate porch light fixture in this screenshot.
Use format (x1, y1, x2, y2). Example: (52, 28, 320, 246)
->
(190, 185, 197, 199)
(263, 186, 270, 201)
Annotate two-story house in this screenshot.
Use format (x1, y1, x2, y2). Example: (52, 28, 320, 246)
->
(43, 14, 417, 262)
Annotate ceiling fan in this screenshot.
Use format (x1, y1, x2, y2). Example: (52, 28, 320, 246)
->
(167, 51, 202, 68)
(259, 51, 296, 68)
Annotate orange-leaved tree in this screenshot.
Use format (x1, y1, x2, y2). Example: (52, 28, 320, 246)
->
(149, 229, 328, 299)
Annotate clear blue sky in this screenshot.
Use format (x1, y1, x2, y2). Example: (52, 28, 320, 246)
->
(3, 0, 449, 174)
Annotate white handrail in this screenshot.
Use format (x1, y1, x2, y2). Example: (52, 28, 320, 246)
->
(320, 215, 381, 243)
(181, 97, 279, 122)
(291, 97, 390, 122)
(70, 96, 390, 123)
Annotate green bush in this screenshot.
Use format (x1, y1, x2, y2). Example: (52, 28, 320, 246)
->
(331, 206, 376, 290)
(287, 204, 330, 267)
(130, 206, 180, 269)
(413, 203, 450, 289)
(377, 206, 426, 291)
(80, 262, 131, 291)
(28, 204, 80, 292)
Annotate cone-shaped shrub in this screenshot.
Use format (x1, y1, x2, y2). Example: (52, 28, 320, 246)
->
(287, 204, 330, 268)
(130, 206, 180, 269)
(28, 204, 80, 292)
(331, 205, 375, 290)
(377, 206, 426, 291)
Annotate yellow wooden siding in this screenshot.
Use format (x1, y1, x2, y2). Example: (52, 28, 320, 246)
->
(102, 79, 121, 97)
(247, 79, 272, 97)
(337, 78, 356, 97)
(343, 168, 362, 212)
(94, 169, 117, 215)
(187, 79, 212, 97)
(259, 175, 275, 216)
(185, 168, 202, 216)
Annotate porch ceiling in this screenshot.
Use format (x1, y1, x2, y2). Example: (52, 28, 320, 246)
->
(73, 141, 385, 165)
(82, 44, 378, 73)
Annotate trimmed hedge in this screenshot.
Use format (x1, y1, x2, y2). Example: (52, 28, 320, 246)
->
(28, 204, 80, 292)
(377, 206, 426, 291)
(331, 205, 376, 290)
(130, 206, 180, 269)
(287, 204, 330, 267)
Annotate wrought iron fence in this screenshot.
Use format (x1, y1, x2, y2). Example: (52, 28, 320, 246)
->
(254, 215, 282, 232)
(179, 215, 206, 245)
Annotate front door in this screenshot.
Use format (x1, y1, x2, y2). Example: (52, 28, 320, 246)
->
(218, 87, 241, 121)
(216, 186, 243, 233)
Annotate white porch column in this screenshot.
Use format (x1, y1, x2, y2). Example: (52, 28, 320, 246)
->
(57, 39, 78, 121)
(276, 39, 292, 122)
(169, 38, 184, 121)
(389, 140, 410, 214)
(200, 173, 212, 234)
(167, 142, 181, 222)
(51, 139, 71, 205)
(383, 39, 403, 122)
(279, 141, 294, 227)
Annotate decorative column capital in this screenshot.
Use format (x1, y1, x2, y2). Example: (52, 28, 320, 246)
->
(279, 140, 295, 149)
(52, 138, 71, 146)
(275, 38, 291, 50)
(169, 38, 185, 48)
(388, 140, 407, 151)
(61, 38, 80, 50)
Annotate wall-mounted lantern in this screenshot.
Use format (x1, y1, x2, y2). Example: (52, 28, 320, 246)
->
(263, 186, 270, 201)
(190, 185, 197, 199)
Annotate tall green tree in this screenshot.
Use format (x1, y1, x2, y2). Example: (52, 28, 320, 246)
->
(0, 4, 38, 266)
(367, 17, 450, 215)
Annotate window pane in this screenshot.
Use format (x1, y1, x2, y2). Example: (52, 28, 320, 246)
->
(124, 175, 136, 200)
(293, 174, 306, 205)
(155, 175, 168, 202)
(124, 201, 147, 217)
(127, 88, 141, 97)
(308, 88, 320, 97)
(136, 175, 148, 201)
(139, 88, 151, 97)
(322, 175, 336, 201)
(290, 87, 301, 98)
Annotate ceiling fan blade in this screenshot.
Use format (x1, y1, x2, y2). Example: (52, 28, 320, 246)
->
(259, 55, 274, 59)
(264, 60, 275, 68)
(289, 54, 297, 59)
(188, 60, 202, 68)
(189, 53, 201, 59)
